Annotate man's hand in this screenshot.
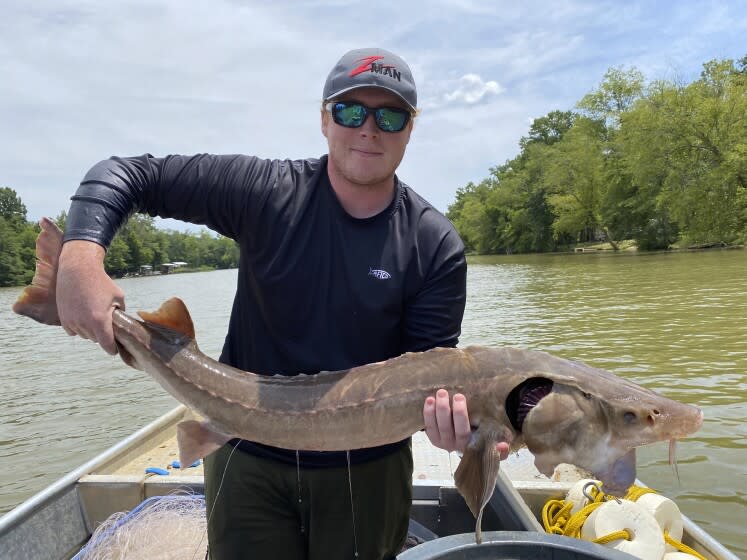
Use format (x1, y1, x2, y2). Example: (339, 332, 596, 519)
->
(423, 389, 510, 459)
(57, 240, 125, 355)
(423, 389, 471, 453)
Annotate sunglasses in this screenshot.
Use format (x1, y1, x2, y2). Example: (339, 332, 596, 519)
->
(325, 101, 412, 133)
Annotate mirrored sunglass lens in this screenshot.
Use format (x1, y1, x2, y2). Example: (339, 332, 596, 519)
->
(335, 103, 367, 127)
(376, 108, 408, 131)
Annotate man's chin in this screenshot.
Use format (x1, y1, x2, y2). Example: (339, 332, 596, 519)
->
(343, 169, 395, 189)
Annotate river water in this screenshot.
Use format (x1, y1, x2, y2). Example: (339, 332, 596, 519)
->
(1, 250, 745, 556)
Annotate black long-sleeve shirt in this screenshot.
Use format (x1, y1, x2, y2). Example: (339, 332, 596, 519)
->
(65, 153, 467, 466)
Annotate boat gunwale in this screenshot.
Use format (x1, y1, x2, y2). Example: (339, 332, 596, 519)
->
(0, 405, 188, 537)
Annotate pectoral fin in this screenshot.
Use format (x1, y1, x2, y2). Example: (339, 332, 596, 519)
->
(594, 448, 637, 496)
(176, 420, 233, 468)
(454, 429, 502, 544)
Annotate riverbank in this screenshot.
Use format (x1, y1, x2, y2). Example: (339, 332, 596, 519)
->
(575, 240, 745, 252)
(467, 241, 746, 258)
(116, 265, 230, 280)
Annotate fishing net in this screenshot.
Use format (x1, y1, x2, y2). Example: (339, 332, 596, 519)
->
(75, 492, 427, 558)
(74, 494, 207, 560)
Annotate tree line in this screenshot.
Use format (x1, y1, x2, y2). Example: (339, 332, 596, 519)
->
(447, 56, 747, 254)
(3, 57, 744, 284)
(0, 187, 239, 287)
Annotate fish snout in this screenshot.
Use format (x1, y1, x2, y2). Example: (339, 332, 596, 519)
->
(665, 402, 704, 437)
(620, 400, 703, 440)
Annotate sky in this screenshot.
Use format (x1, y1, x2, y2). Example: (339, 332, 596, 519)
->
(2, 0, 746, 231)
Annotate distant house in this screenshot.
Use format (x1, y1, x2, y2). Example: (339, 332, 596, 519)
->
(159, 262, 188, 274)
(139, 265, 153, 276)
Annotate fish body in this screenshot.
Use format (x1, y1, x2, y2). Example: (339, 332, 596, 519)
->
(12, 218, 704, 543)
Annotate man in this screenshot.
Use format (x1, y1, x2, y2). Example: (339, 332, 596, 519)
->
(56, 47, 508, 559)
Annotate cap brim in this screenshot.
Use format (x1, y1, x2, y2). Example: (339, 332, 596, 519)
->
(324, 85, 417, 112)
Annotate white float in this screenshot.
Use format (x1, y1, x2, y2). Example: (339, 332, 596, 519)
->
(635, 493, 684, 552)
(581, 499, 665, 560)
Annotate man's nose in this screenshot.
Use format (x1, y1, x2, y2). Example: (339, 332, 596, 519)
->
(359, 114, 379, 137)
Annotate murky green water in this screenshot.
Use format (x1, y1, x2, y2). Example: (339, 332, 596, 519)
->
(1, 249, 745, 555)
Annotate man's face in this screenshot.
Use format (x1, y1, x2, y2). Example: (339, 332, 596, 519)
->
(322, 87, 413, 189)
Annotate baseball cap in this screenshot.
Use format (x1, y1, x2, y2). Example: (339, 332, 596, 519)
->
(323, 48, 417, 111)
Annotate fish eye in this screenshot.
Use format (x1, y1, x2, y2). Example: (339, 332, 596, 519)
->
(623, 411, 637, 424)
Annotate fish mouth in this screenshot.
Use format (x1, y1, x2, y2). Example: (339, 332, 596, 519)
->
(506, 378, 553, 432)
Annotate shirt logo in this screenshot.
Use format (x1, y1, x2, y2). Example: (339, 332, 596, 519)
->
(350, 56, 402, 82)
(368, 268, 391, 280)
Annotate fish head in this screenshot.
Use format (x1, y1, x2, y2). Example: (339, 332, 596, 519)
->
(511, 360, 703, 495)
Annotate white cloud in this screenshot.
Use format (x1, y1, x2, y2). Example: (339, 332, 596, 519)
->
(443, 74, 504, 105)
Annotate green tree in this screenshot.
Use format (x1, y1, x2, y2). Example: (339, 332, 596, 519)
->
(104, 236, 131, 276)
(520, 110, 576, 149)
(0, 187, 28, 227)
(491, 146, 557, 253)
(0, 189, 35, 286)
(448, 57, 747, 253)
(577, 66, 645, 127)
(620, 59, 747, 245)
(543, 117, 612, 244)
(0, 218, 26, 286)
(447, 180, 502, 253)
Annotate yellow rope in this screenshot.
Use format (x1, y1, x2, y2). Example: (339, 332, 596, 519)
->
(542, 499, 573, 535)
(594, 530, 632, 544)
(563, 502, 604, 538)
(624, 484, 657, 501)
(541, 483, 708, 559)
(665, 531, 708, 560)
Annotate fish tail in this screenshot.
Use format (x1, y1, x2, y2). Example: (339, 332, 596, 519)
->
(12, 217, 64, 325)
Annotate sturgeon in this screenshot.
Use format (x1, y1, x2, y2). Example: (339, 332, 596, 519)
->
(13, 218, 704, 543)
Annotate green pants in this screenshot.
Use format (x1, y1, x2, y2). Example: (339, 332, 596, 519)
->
(204, 443, 413, 560)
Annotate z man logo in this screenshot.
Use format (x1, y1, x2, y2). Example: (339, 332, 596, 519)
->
(350, 56, 402, 82)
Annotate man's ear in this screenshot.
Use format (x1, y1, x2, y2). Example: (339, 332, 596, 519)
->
(403, 119, 414, 145)
(321, 109, 329, 138)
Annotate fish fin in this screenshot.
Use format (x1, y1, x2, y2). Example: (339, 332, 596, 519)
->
(454, 429, 502, 544)
(12, 217, 63, 325)
(533, 453, 560, 478)
(176, 420, 232, 468)
(594, 448, 637, 496)
(137, 298, 195, 339)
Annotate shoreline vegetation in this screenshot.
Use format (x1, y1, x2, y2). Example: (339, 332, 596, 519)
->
(447, 55, 747, 255)
(0, 200, 239, 288)
(3, 56, 745, 287)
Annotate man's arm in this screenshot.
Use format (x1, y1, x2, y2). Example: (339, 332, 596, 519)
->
(57, 153, 281, 353)
(64, 154, 278, 245)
